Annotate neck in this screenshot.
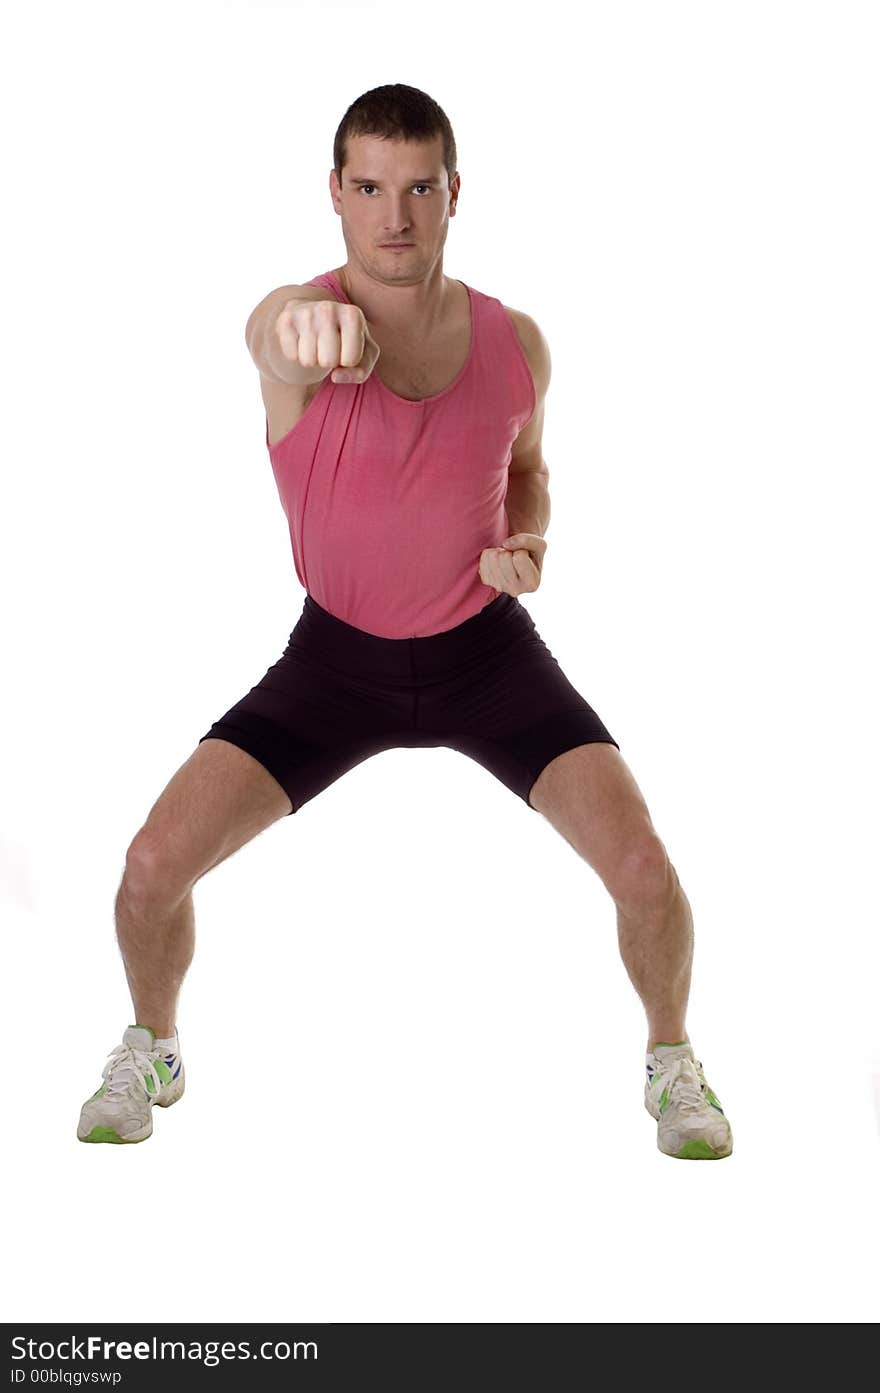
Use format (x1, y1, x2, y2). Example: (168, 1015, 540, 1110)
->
(335, 260, 451, 336)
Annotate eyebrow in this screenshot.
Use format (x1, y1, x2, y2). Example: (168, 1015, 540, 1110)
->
(348, 176, 441, 185)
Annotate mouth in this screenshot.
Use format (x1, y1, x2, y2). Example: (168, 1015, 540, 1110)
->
(380, 243, 415, 249)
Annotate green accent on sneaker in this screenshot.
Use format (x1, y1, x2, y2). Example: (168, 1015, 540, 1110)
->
(676, 1139, 723, 1160)
(90, 1084, 107, 1101)
(130, 1024, 156, 1041)
(154, 1058, 173, 1085)
(145, 1073, 156, 1094)
(80, 1126, 135, 1144)
(653, 1041, 688, 1049)
(706, 1088, 724, 1113)
(658, 1086, 670, 1114)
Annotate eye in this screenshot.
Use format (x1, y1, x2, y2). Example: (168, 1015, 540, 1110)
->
(358, 184, 432, 195)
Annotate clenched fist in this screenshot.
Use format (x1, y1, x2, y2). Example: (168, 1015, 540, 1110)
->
(274, 298, 381, 385)
(479, 534, 547, 596)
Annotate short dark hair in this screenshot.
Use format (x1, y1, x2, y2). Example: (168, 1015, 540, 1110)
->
(333, 84, 457, 190)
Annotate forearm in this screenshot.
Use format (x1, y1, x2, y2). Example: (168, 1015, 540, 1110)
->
(504, 467, 550, 538)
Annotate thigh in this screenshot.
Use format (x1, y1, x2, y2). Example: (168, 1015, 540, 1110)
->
(528, 740, 663, 894)
(197, 636, 412, 816)
(420, 607, 620, 809)
(131, 737, 293, 889)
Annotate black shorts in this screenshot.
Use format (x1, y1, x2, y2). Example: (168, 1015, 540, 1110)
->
(198, 592, 619, 814)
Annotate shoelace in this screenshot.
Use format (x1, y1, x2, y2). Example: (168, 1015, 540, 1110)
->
(657, 1057, 706, 1115)
(102, 1044, 163, 1098)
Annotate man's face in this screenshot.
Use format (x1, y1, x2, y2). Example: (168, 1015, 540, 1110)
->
(330, 132, 459, 285)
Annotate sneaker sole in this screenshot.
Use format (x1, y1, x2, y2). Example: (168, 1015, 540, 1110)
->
(78, 1123, 151, 1144)
(671, 1138, 733, 1160)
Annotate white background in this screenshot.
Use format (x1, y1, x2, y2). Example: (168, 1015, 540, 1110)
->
(2, 0, 878, 1324)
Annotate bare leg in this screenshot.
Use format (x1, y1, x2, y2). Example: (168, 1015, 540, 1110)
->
(115, 737, 293, 1036)
(115, 879, 195, 1039)
(528, 742, 693, 1051)
(614, 859, 693, 1049)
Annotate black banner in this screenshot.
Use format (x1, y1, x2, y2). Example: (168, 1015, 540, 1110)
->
(4, 1323, 582, 1390)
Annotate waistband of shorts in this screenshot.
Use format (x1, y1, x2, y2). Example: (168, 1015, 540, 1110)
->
(293, 591, 533, 676)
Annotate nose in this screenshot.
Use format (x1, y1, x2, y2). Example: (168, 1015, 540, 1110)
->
(384, 200, 411, 236)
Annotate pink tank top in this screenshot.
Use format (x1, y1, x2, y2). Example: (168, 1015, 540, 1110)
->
(266, 269, 536, 638)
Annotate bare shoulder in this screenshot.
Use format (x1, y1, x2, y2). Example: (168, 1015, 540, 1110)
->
(502, 305, 552, 397)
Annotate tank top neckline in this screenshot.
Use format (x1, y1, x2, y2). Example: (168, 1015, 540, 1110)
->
(321, 269, 476, 407)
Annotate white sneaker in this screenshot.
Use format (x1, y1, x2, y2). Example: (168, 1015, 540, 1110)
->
(644, 1041, 732, 1160)
(77, 1024, 185, 1144)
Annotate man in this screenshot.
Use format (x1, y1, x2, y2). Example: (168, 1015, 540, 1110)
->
(77, 84, 732, 1160)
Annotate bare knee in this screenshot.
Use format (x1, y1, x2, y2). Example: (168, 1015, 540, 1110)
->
(122, 831, 195, 913)
(610, 836, 676, 915)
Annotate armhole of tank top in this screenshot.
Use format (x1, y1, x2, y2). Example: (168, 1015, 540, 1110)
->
(265, 376, 331, 455)
(497, 301, 538, 427)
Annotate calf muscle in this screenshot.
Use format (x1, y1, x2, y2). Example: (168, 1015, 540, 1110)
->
(114, 737, 292, 1033)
